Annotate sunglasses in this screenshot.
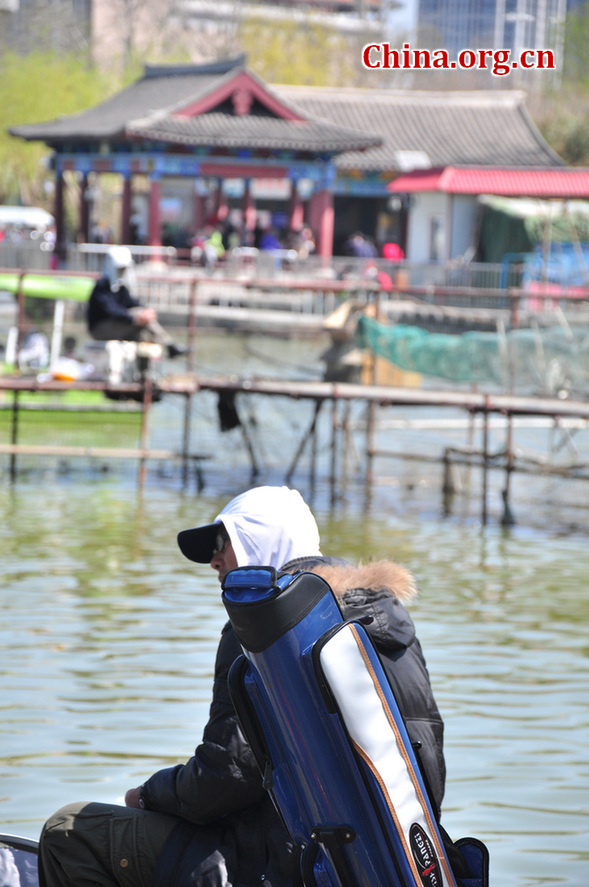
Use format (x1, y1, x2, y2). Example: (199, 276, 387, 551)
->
(213, 528, 230, 555)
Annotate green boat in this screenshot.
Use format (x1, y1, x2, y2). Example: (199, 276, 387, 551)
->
(0, 271, 94, 303)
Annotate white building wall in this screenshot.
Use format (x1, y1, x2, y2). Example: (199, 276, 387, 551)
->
(449, 194, 478, 259)
(406, 191, 479, 262)
(406, 192, 450, 262)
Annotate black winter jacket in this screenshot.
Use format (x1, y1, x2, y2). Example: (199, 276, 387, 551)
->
(146, 557, 446, 887)
(87, 278, 140, 330)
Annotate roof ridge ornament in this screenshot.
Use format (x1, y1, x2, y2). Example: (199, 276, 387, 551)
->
(232, 88, 253, 116)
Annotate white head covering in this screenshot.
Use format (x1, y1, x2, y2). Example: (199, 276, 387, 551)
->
(177, 486, 321, 569)
(103, 245, 135, 292)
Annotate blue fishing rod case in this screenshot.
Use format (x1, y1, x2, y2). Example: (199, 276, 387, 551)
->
(223, 566, 489, 887)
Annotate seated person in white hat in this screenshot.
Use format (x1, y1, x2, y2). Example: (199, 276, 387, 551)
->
(87, 245, 186, 359)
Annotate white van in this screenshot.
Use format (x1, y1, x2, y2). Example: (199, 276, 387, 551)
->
(0, 205, 54, 238)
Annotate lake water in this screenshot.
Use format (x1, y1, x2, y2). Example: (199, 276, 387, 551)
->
(1, 332, 588, 886)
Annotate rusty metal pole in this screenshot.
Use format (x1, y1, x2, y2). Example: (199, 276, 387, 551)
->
(138, 378, 153, 487)
(187, 278, 198, 374)
(329, 393, 338, 506)
(501, 411, 516, 526)
(10, 391, 19, 482)
(310, 400, 320, 490)
(285, 398, 323, 485)
(365, 401, 376, 491)
(364, 290, 380, 493)
(341, 399, 352, 494)
(16, 271, 26, 357)
(481, 398, 490, 525)
(181, 278, 198, 486)
(181, 390, 192, 488)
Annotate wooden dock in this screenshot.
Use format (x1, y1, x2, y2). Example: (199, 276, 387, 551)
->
(2, 264, 589, 522)
(2, 372, 588, 524)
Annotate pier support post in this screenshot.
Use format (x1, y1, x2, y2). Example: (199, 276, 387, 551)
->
(501, 412, 516, 526)
(182, 279, 199, 488)
(10, 391, 19, 482)
(442, 448, 455, 516)
(329, 396, 339, 506)
(285, 399, 323, 485)
(138, 378, 153, 487)
(481, 398, 490, 526)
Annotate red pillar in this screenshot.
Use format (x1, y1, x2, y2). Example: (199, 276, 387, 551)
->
(148, 178, 161, 247)
(309, 189, 334, 258)
(243, 179, 256, 232)
(289, 181, 304, 232)
(121, 175, 132, 244)
(307, 193, 318, 240)
(215, 179, 228, 223)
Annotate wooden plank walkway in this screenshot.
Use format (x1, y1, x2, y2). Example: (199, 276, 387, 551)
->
(1, 373, 588, 524)
(3, 373, 589, 443)
(190, 374, 589, 420)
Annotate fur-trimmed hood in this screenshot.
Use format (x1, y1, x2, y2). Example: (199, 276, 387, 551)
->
(306, 559, 417, 604)
(281, 556, 419, 654)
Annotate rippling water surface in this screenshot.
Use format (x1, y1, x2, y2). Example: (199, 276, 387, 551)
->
(2, 481, 588, 886)
(1, 334, 588, 886)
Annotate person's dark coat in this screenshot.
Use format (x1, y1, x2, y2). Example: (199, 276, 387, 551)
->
(87, 277, 140, 331)
(144, 557, 446, 887)
(144, 623, 295, 887)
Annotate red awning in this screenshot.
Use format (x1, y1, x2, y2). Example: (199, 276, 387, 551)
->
(388, 166, 589, 199)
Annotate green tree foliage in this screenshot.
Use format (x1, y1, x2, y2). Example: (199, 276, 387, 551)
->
(240, 18, 358, 87)
(532, 4, 589, 166)
(534, 91, 589, 167)
(0, 51, 117, 205)
(562, 4, 589, 88)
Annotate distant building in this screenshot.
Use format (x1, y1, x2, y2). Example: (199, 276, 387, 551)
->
(177, 0, 390, 32)
(0, 0, 91, 55)
(417, 0, 567, 65)
(0, 0, 393, 65)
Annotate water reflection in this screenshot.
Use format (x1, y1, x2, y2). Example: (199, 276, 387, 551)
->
(1, 480, 588, 886)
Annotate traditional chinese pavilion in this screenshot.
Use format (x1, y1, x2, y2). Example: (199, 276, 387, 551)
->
(9, 57, 381, 259)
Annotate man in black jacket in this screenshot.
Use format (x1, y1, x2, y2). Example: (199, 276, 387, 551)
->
(38, 486, 449, 887)
(87, 246, 186, 359)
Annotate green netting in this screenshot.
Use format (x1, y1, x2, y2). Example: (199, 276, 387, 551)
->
(477, 197, 589, 263)
(357, 315, 589, 394)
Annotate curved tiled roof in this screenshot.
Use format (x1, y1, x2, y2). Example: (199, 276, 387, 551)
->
(11, 71, 234, 142)
(10, 62, 563, 172)
(274, 85, 565, 171)
(10, 63, 380, 156)
(126, 112, 381, 153)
